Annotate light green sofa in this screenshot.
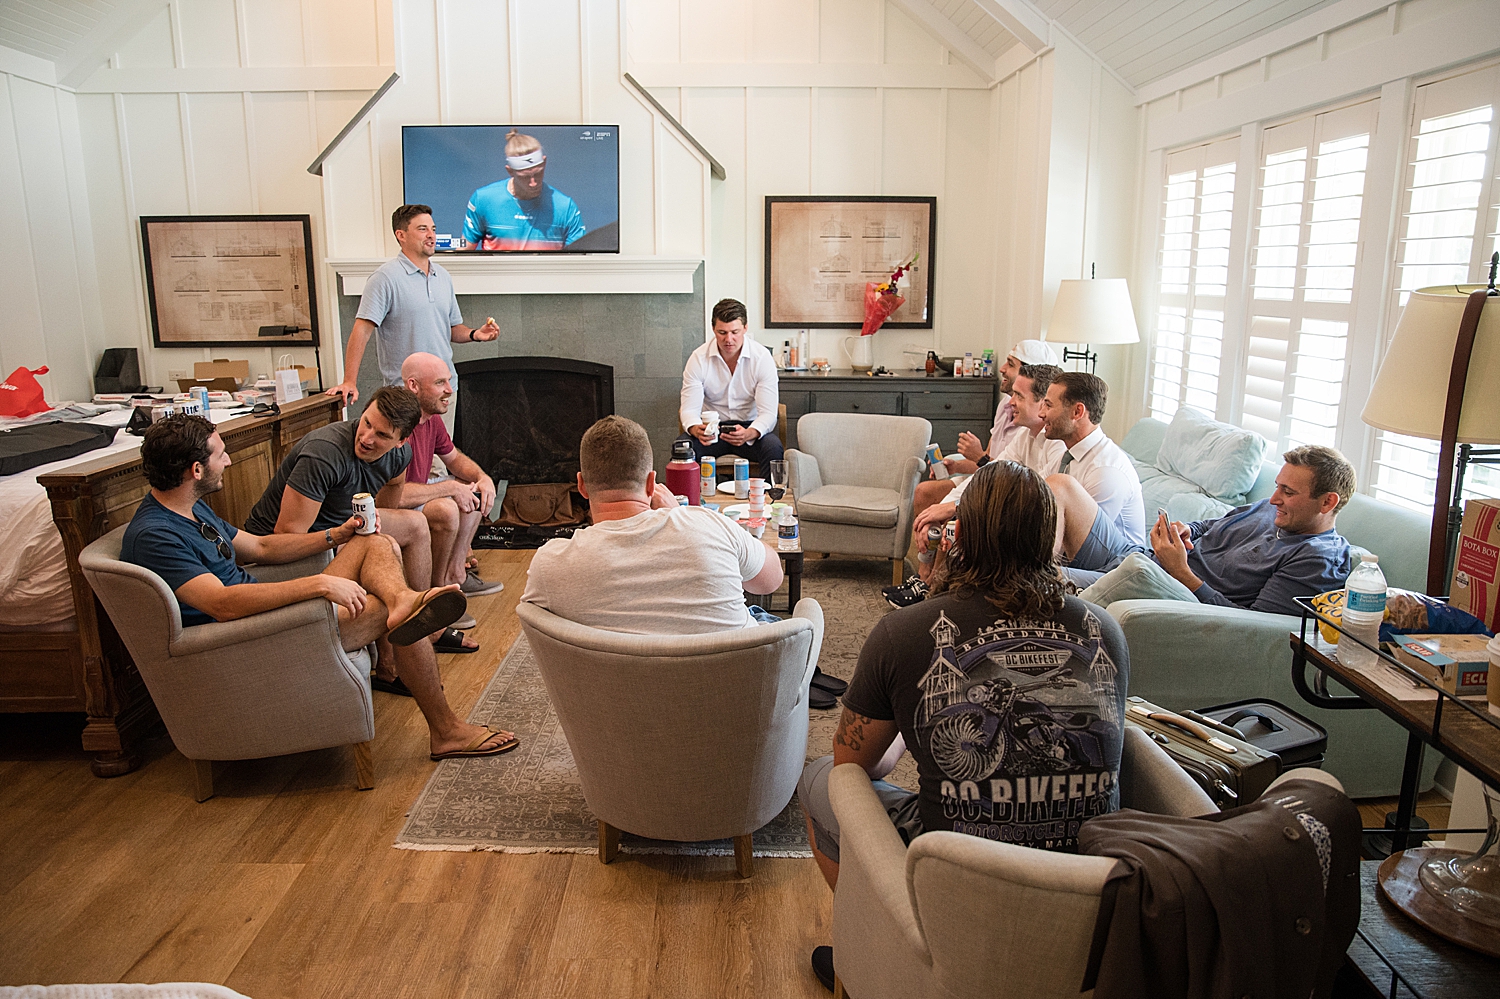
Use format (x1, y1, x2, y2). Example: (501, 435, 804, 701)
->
(1105, 416, 1440, 798)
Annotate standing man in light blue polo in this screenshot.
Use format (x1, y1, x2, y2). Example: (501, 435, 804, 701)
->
(328, 204, 500, 405)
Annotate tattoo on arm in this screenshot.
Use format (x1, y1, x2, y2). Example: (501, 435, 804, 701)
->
(834, 708, 875, 753)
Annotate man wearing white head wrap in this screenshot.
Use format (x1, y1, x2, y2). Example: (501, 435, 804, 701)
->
(461, 129, 586, 251)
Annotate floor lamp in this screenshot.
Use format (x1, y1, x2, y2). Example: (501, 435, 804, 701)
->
(1360, 281, 1500, 933)
(1048, 278, 1140, 374)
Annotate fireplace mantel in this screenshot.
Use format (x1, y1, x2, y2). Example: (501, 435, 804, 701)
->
(329, 255, 702, 297)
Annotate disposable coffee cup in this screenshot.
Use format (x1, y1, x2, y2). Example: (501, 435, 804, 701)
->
(701, 411, 720, 444)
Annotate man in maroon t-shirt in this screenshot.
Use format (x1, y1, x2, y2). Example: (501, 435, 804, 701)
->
(378, 354, 503, 647)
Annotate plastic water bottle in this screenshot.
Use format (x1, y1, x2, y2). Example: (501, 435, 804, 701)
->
(1341, 554, 1387, 669)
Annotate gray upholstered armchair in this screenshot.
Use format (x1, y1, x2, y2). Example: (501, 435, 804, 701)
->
(516, 598, 825, 877)
(786, 413, 931, 585)
(825, 729, 1336, 999)
(79, 525, 376, 801)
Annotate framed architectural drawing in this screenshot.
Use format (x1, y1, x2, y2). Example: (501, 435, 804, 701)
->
(140, 215, 320, 347)
(764, 196, 936, 329)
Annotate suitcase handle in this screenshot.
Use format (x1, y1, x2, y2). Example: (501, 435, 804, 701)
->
(1127, 703, 1239, 753)
(1220, 708, 1284, 735)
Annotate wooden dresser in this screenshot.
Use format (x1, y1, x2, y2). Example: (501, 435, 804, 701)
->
(778, 368, 1000, 452)
(8, 395, 344, 776)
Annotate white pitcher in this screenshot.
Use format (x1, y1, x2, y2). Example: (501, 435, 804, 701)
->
(842, 335, 874, 371)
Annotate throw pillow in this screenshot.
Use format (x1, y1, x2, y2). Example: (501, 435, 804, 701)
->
(1156, 407, 1268, 503)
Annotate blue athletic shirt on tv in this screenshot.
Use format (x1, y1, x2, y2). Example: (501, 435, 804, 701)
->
(121, 494, 255, 627)
(462, 181, 585, 250)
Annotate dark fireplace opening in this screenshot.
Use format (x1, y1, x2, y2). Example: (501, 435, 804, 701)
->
(455, 356, 614, 483)
(456, 357, 613, 546)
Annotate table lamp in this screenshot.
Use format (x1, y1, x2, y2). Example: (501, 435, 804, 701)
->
(1360, 282, 1500, 595)
(1361, 278, 1500, 938)
(1047, 276, 1140, 373)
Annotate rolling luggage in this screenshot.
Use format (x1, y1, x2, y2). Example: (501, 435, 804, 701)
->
(1124, 695, 1280, 808)
(1196, 698, 1328, 772)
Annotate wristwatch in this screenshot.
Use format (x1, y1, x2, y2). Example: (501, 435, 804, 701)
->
(325, 528, 336, 549)
(975, 454, 992, 468)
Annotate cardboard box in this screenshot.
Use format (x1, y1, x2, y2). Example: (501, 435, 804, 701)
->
(178, 359, 251, 393)
(1392, 634, 1491, 697)
(1451, 498, 1500, 633)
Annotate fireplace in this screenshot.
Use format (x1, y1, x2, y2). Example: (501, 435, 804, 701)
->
(453, 356, 614, 487)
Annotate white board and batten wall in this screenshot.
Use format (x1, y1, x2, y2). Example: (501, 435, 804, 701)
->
(3, 0, 1139, 435)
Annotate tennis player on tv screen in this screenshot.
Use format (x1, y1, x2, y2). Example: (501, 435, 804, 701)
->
(461, 130, 586, 251)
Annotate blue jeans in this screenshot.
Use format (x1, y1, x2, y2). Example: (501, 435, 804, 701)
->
(747, 605, 780, 624)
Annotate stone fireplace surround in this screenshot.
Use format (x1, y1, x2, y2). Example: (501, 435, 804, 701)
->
(336, 263, 705, 468)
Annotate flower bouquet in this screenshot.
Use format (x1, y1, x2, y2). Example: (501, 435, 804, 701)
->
(861, 252, 919, 336)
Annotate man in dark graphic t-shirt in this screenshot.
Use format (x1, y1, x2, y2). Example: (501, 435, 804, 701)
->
(797, 460, 1129, 993)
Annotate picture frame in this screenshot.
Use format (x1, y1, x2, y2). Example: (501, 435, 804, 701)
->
(764, 196, 936, 329)
(140, 214, 319, 348)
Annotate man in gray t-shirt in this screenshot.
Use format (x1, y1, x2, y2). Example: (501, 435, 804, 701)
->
(327, 205, 500, 404)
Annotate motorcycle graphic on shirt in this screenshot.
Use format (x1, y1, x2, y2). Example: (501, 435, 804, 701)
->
(913, 610, 1123, 848)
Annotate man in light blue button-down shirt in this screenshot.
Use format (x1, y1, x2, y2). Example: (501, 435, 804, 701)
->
(329, 205, 500, 404)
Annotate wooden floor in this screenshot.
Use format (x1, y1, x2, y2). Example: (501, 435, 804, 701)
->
(0, 549, 834, 998)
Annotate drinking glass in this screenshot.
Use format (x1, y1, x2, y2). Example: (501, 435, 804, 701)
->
(767, 460, 788, 502)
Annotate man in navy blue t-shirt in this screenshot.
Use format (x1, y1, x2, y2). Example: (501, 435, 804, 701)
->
(120, 415, 518, 761)
(1051, 444, 1356, 617)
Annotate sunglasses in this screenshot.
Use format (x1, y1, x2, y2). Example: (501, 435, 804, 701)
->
(198, 520, 234, 561)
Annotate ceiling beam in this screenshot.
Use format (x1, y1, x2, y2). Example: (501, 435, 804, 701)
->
(969, 0, 1051, 53)
(887, 0, 996, 84)
(56, 0, 170, 89)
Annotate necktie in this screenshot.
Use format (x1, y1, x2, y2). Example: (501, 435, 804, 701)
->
(1059, 451, 1074, 474)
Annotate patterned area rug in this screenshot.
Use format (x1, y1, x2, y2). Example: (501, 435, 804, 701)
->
(395, 555, 912, 856)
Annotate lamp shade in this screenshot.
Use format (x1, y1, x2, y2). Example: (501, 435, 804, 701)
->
(1362, 285, 1500, 445)
(1048, 278, 1140, 345)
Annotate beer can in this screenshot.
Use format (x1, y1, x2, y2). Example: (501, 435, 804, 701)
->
(150, 403, 176, 423)
(676, 495, 689, 506)
(352, 492, 377, 535)
(733, 457, 750, 499)
(192, 386, 211, 412)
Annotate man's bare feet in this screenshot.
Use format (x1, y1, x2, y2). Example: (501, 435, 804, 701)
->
(429, 723, 518, 759)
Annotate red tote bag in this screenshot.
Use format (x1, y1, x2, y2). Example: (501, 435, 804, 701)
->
(0, 366, 51, 418)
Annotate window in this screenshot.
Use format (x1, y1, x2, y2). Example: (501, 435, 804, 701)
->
(1150, 138, 1238, 423)
(1241, 101, 1376, 452)
(1372, 63, 1500, 511)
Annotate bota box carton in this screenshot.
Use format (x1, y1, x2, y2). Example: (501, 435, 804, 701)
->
(1451, 498, 1500, 634)
(1392, 634, 1490, 697)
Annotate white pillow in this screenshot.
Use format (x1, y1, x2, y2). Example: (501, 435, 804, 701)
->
(1155, 407, 1269, 503)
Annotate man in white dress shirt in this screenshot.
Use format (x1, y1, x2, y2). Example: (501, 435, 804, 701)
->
(1040, 372, 1145, 546)
(677, 298, 783, 466)
(908, 339, 1059, 524)
(886, 363, 1065, 604)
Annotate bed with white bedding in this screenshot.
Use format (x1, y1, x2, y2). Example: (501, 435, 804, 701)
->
(0, 411, 142, 628)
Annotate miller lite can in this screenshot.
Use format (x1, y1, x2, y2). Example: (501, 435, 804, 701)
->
(352, 492, 377, 535)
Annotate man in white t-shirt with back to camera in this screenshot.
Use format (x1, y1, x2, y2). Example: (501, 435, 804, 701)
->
(522, 416, 845, 707)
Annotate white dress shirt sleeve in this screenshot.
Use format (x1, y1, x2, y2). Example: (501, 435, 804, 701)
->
(679, 348, 707, 431)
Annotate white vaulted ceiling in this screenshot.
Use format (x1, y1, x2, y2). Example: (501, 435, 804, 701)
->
(1031, 0, 1343, 88)
(0, 0, 119, 61)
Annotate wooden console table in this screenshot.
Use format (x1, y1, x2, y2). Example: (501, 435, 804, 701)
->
(17, 395, 343, 776)
(778, 368, 999, 452)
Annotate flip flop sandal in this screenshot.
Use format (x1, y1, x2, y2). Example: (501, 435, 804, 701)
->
(389, 588, 467, 646)
(433, 627, 479, 654)
(430, 726, 520, 761)
(372, 675, 414, 697)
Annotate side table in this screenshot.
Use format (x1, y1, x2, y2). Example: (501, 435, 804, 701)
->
(1289, 598, 1500, 994)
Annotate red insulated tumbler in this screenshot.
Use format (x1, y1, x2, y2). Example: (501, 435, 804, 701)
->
(664, 440, 701, 505)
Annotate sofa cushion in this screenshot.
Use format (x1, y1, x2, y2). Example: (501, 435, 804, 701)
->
(1167, 492, 1232, 524)
(796, 485, 901, 528)
(1156, 407, 1269, 502)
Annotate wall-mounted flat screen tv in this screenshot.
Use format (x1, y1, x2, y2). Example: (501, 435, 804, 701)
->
(402, 124, 620, 253)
